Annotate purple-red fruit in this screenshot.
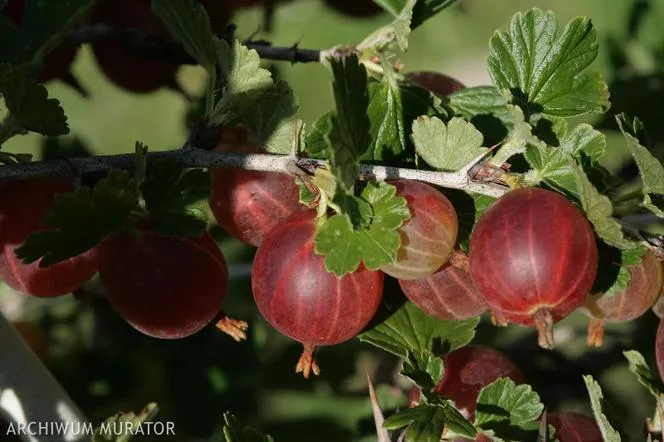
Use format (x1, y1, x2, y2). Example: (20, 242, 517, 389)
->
(406, 71, 465, 97)
(381, 180, 458, 280)
(470, 188, 598, 349)
(252, 210, 384, 378)
(99, 229, 228, 339)
(209, 146, 302, 247)
(657, 319, 664, 383)
(547, 412, 603, 442)
(0, 179, 98, 297)
(581, 250, 662, 347)
(399, 251, 487, 320)
(433, 345, 524, 420)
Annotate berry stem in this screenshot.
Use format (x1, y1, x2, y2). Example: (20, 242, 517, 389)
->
(586, 318, 605, 348)
(215, 314, 249, 342)
(490, 311, 509, 327)
(448, 249, 470, 272)
(532, 309, 555, 349)
(295, 343, 320, 379)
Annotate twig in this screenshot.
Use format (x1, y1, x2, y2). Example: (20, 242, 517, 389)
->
(67, 24, 322, 64)
(0, 149, 509, 198)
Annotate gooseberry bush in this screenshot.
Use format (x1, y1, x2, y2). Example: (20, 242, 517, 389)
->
(3, 0, 664, 441)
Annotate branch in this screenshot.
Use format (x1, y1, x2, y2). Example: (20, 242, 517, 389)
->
(0, 149, 509, 198)
(67, 24, 322, 64)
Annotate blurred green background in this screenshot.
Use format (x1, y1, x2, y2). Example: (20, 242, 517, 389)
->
(2, 0, 664, 440)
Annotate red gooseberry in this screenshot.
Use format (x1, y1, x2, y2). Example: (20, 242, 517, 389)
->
(0, 179, 99, 297)
(381, 180, 458, 281)
(98, 228, 228, 339)
(406, 71, 466, 97)
(251, 210, 384, 378)
(580, 250, 663, 347)
(469, 187, 598, 349)
(323, 0, 383, 17)
(546, 412, 603, 442)
(657, 319, 664, 383)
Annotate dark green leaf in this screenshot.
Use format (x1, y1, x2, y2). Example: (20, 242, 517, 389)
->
(367, 76, 406, 160)
(221, 413, 274, 442)
(602, 245, 646, 297)
(583, 375, 621, 442)
(401, 350, 444, 391)
(474, 378, 544, 441)
(624, 350, 664, 398)
(141, 160, 211, 239)
(1, 76, 67, 136)
(372, 0, 459, 30)
(17, 170, 140, 267)
(487, 8, 609, 117)
(305, 112, 334, 158)
(327, 55, 371, 195)
(152, 0, 215, 69)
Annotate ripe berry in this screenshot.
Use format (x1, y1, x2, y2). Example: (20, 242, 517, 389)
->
(252, 210, 384, 378)
(469, 187, 598, 349)
(323, 0, 382, 17)
(399, 251, 487, 320)
(547, 412, 603, 442)
(0, 179, 98, 297)
(405, 71, 465, 97)
(434, 345, 524, 420)
(381, 180, 458, 281)
(209, 146, 302, 247)
(99, 228, 228, 339)
(580, 250, 663, 347)
(657, 319, 664, 383)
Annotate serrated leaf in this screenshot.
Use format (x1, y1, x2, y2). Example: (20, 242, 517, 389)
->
(583, 375, 621, 442)
(474, 378, 544, 441)
(315, 181, 409, 275)
(221, 413, 274, 442)
(305, 112, 333, 158)
(358, 0, 415, 55)
(574, 163, 636, 249)
(1, 76, 67, 136)
(358, 299, 479, 359)
(560, 123, 606, 161)
(448, 86, 513, 124)
(402, 350, 444, 391)
(412, 116, 487, 171)
(616, 114, 664, 217)
(371, 0, 459, 30)
(524, 148, 579, 197)
(603, 245, 646, 297)
(327, 55, 371, 195)
(367, 74, 406, 161)
(241, 81, 298, 147)
(141, 160, 211, 239)
(487, 8, 609, 117)
(0, 0, 94, 79)
(16, 170, 140, 267)
(152, 0, 215, 69)
(210, 39, 274, 124)
(624, 350, 664, 398)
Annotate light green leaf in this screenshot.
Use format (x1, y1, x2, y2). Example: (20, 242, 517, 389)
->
(560, 123, 606, 161)
(358, 299, 479, 359)
(327, 55, 372, 195)
(623, 350, 664, 398)
(474, 378, 544, 441)
(1, 76, 67, 136)
(583, 375, 622, 442)
(241, 80, 298, 146)
(151, 0, 215, 70)
(412, 116, 487, 171)
(448, 86, 514, 125)
(265, 119, 303, 155)
(359, 0, 415, 55)
(93, 403, 159, 442)
(616, 114, 664, 217)
(367, 72, 407, 160)
(315, 181, 409, 275)
(488, 8, 609, 117)
(371, 0, 459, 30)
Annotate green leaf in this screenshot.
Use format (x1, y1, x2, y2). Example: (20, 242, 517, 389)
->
(141, 160, 211, 239)
(0, 0, 94, 79)
(448, 86, 513, 124)
(221, 412, 274, 442)
(474, 378, 544, 441)
(92, 403, 159, 442)
(367, 74, 406, 161)
(603, 245, 646, 297)
(315, 181, 409, 275)
(265, 119, 303, 155)
(151, 0, 215, 70)
(583, 375, 622, 442)
(384, 402, 475, 442)
(327, 55, 371, 195)
(210, 39, 274, 124)
(241, 80, 298, 147)
(401, 350, 444, 391)
(371, 0, 459, 30)
(616, 114, 664, 217)
(559, 123, 606, 161)
(412, 116, 487, 171)
(358, 298, 480, 359)
(359, 0, 415, 55)
(487, 8, 609, 117)
(574, 163, 636, 250)
(17, 170, 140, 267)
(623, 350, 664, 398)
(305, 112, 333, 158)
(1, 76, 67, 136)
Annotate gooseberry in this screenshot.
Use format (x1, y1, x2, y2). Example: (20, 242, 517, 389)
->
(469, 187, 598, 349)
(657, 319, 664, 383)
(251, 210, 384, 378)
(381, 180, 458, 281)
(209, 146, 302, 247)
(0, 179, 98, 297)
(406, 71, 465, 97)
(98, 228, 228, 339)
(546, 412, 603, 442)
(580, 250, 663, 347)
